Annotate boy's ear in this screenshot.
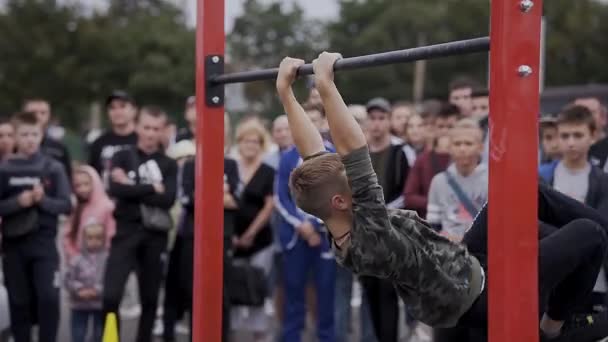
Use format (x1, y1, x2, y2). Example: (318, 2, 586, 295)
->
(331, 194, 348, 210)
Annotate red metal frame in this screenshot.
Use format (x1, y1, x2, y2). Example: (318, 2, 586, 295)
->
(488, 1, 542, 341)
(194, 0, 225, 341)
(195, 0, 544, 341)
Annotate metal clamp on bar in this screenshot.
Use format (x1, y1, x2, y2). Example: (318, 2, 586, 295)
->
(210, 36, 490, 85)
(205, 55, 225, 107)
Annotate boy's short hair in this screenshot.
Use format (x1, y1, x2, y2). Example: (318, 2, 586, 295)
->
(472, 88, 489, 98)
(11, 111, 39, 127)
(449, 77, 477, 92)
(556, 105, 596, 133)
(0, 116, 12, 126)
(450, 118, 483, 141)
(139, 105, 167, 120)
(437, 103, 461, 120)
(289, 152, 349, 220)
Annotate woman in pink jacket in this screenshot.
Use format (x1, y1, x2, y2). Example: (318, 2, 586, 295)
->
(64, 165, 116, 263)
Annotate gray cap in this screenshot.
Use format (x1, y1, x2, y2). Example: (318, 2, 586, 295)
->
(366, 97, 391, 114)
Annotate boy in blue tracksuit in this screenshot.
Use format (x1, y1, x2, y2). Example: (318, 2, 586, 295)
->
(275, 140, 336, 341)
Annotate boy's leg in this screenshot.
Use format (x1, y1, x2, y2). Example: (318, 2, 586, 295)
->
(281, 240, 311, 342)
(360, 277, 398, 342)
(334, 265, 353, 342)
(31, 238, 60, 342)
(135, 231, 168, 342)
(163, 235, 184, 342)
(539, 219, 607, 321)
(313, 246, 336, 342)
(360, 291, 377, 342)
(102, 231, 139, 333)
(92, 310, 104, 342)
(2, 242, 32, 342)
(70, 310, 88, 342)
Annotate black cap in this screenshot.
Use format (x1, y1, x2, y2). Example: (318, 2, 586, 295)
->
(105, 90, 134, 107)
(539, 114, 557, 126)
(366, 97, 391, 114)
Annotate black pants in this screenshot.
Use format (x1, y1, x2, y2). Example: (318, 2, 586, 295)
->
(162, 234, 232, 342)
(102, 228, 167, 342)
(360, 277, 398, 342)
(459, 219, 608, 339)
(2, 231, 59, 342)
(163, 236, 187, 342)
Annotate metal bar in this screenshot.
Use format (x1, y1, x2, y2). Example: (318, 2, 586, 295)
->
(194, 0, 224, 341)
(488, 0, 542, 341)
(211, 37, 490, 85)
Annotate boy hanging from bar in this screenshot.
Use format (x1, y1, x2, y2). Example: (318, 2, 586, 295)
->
(276, 52, 608, 342)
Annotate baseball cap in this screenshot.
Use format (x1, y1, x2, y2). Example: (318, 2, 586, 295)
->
(105, 90, 134, 107)
(366, 97, 391, 114)
(539, 114, 557, 125)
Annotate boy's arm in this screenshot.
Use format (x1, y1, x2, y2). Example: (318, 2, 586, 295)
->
(0, 169, 24, 216)
(276, 58, 326, 159)
(312, 52, 367, 156)
(38, 162, 72, 215)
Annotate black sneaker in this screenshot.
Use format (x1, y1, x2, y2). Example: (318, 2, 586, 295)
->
(557, 311, 608, 342)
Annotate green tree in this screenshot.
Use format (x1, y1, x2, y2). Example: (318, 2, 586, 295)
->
(327, 0, 490, 104)
(0, 0, 195, 130)
(227, 0, 327, 118)
(543, 0, 608, 86)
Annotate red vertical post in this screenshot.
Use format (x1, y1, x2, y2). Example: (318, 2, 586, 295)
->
(488, 1, 542, 342)
(194, 0, 225, 341)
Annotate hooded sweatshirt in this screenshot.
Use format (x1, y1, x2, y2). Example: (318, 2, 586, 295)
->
(63, 166, 116, 263)
(426, 163, 488, 240)
(64, 240, 108, 310)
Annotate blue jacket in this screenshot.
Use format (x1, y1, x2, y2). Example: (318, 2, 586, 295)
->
(274, 143, 333, 251)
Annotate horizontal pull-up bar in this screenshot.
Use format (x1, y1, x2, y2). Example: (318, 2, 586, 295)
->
(210, 36, 490, 85)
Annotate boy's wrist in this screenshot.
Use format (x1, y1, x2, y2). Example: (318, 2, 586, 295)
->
(277, 86, 294, 99)
(314, 77, 334, 93)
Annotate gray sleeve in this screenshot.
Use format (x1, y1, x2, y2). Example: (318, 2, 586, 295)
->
(39, 162, 72, 215)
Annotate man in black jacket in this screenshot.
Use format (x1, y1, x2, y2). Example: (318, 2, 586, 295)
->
(0, 112, 71, 342)
(102, 106, 177, 342)
(88, 91, 138, 188)
(23, 98, 72, 180)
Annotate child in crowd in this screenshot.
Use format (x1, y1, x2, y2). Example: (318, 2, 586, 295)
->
(540, 115, 561, 165)
(64, 223, 109, 342)
(426, 118, 488, 242)
(64, 165, 116, 263)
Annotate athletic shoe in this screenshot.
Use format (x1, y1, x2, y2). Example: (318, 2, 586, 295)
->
(543, 312, 608, 342)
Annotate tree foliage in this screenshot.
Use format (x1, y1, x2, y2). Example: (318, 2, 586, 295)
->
(0, 0, 194, 129)
(227, 0, 327, 117)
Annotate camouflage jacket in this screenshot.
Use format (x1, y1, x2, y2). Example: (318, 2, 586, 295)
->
(333, 146, 483, 328)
